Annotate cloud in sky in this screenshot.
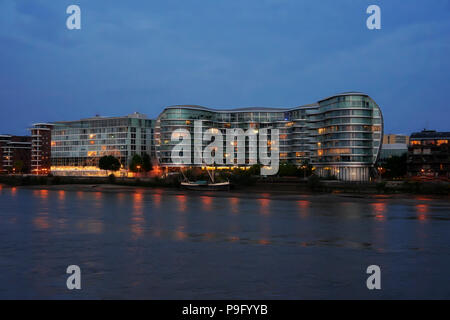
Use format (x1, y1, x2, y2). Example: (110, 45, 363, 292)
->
(0, 0, 449, 135)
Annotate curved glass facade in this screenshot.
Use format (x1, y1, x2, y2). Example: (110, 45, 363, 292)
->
(155, 93, 383, 181)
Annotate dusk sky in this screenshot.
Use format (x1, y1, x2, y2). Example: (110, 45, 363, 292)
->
(1, 0, 449, 136)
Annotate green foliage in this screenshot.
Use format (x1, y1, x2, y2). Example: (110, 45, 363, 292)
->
(98, 155, 121, 172)
(129, 154, 143, 173)
(278, 162, 300, 177)
(307, 174, 322, 191)
(381, 154, 407, 179)
(247, 164, 261, 176)
(142, 153, 153, 172)
(376, 181, 387, 193)
(229, 168, 256, 186)
(13, 160, 24, 173)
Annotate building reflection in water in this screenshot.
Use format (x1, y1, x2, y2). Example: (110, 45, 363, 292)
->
(258, 239, 271, 245)
(90, 192, 104, 211)
(39, 189, 49, 199)
(201, 196, 213, 212)
(33, 216, 50, 230)
(152, 193, 162, 208)
(94, 191, 102, 200)
(415, 203, 429, 250)
(258, 198, 270, 216)
(203, 232, 215, 241)
(297, 200, 310, 219)
(117, 192, 125, 203)
(56, 190, 67, 229)
(76, 191, 84, 200)
(131, 192, 145, 238)
(370, 201, 387, 252)
(174, 194, 188, 241)
(176, 195, 187, 212)
(175, 229, 188, 241)
(33, 189, 51, 230)
(11, 187, 17, 196)
(229, 197, 239, 214)
(370, 202, 387, 222)
(416, 204, 429, 221)
(257, 197, 271, 244)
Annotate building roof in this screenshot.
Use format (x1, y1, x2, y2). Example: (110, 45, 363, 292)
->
(52, 112, 149, 124)
(162, 92, 368, 114)
(317, 92, 369, 103)
(410, 130, 450, 139)
(164, 105, 292, 113)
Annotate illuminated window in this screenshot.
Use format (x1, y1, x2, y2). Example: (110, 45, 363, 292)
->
(317, 150, 323, 156)
(437, 140, 448, 146)
(411, 140, 421, 145)
(327, 148, 351, 155)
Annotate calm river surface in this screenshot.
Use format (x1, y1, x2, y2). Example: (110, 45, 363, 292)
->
(0, 185, 449, 299)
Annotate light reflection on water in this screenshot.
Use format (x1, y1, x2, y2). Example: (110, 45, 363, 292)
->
(370, 201, 387, 221)
(131, 192, 145, 239)
(0, 187, 449, 299)
(3, 188, 446, 247)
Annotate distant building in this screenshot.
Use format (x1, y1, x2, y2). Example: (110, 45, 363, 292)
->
(407, 130, 450, 178)
(379, 143, 408, 160)
(0, 135, 32, 174)
(383, 134, 409, 145)
(49, 113, 155, 176)
(30, 123, 53, 175)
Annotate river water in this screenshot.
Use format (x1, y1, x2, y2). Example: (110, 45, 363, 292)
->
(0, 185, 449, 299)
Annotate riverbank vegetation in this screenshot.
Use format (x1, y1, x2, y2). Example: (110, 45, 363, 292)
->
(1, 173, 448, 195)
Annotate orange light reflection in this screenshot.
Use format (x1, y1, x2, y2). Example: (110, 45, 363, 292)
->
(371, 202, 387, 221)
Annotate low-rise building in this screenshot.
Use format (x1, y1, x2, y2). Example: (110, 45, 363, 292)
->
(407, 130, 450, 178)
(0, 135, 32, 174)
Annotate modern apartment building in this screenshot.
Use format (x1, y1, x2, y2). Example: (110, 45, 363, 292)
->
(50, 113, 154, 176)
(0, 135, 32, 174)
(155, 92, 383, 182)
(30, 123, 53, 175)
(407, 130, 450, 178)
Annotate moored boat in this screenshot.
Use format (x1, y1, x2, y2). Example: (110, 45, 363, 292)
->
(180, 180, 230, 191)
